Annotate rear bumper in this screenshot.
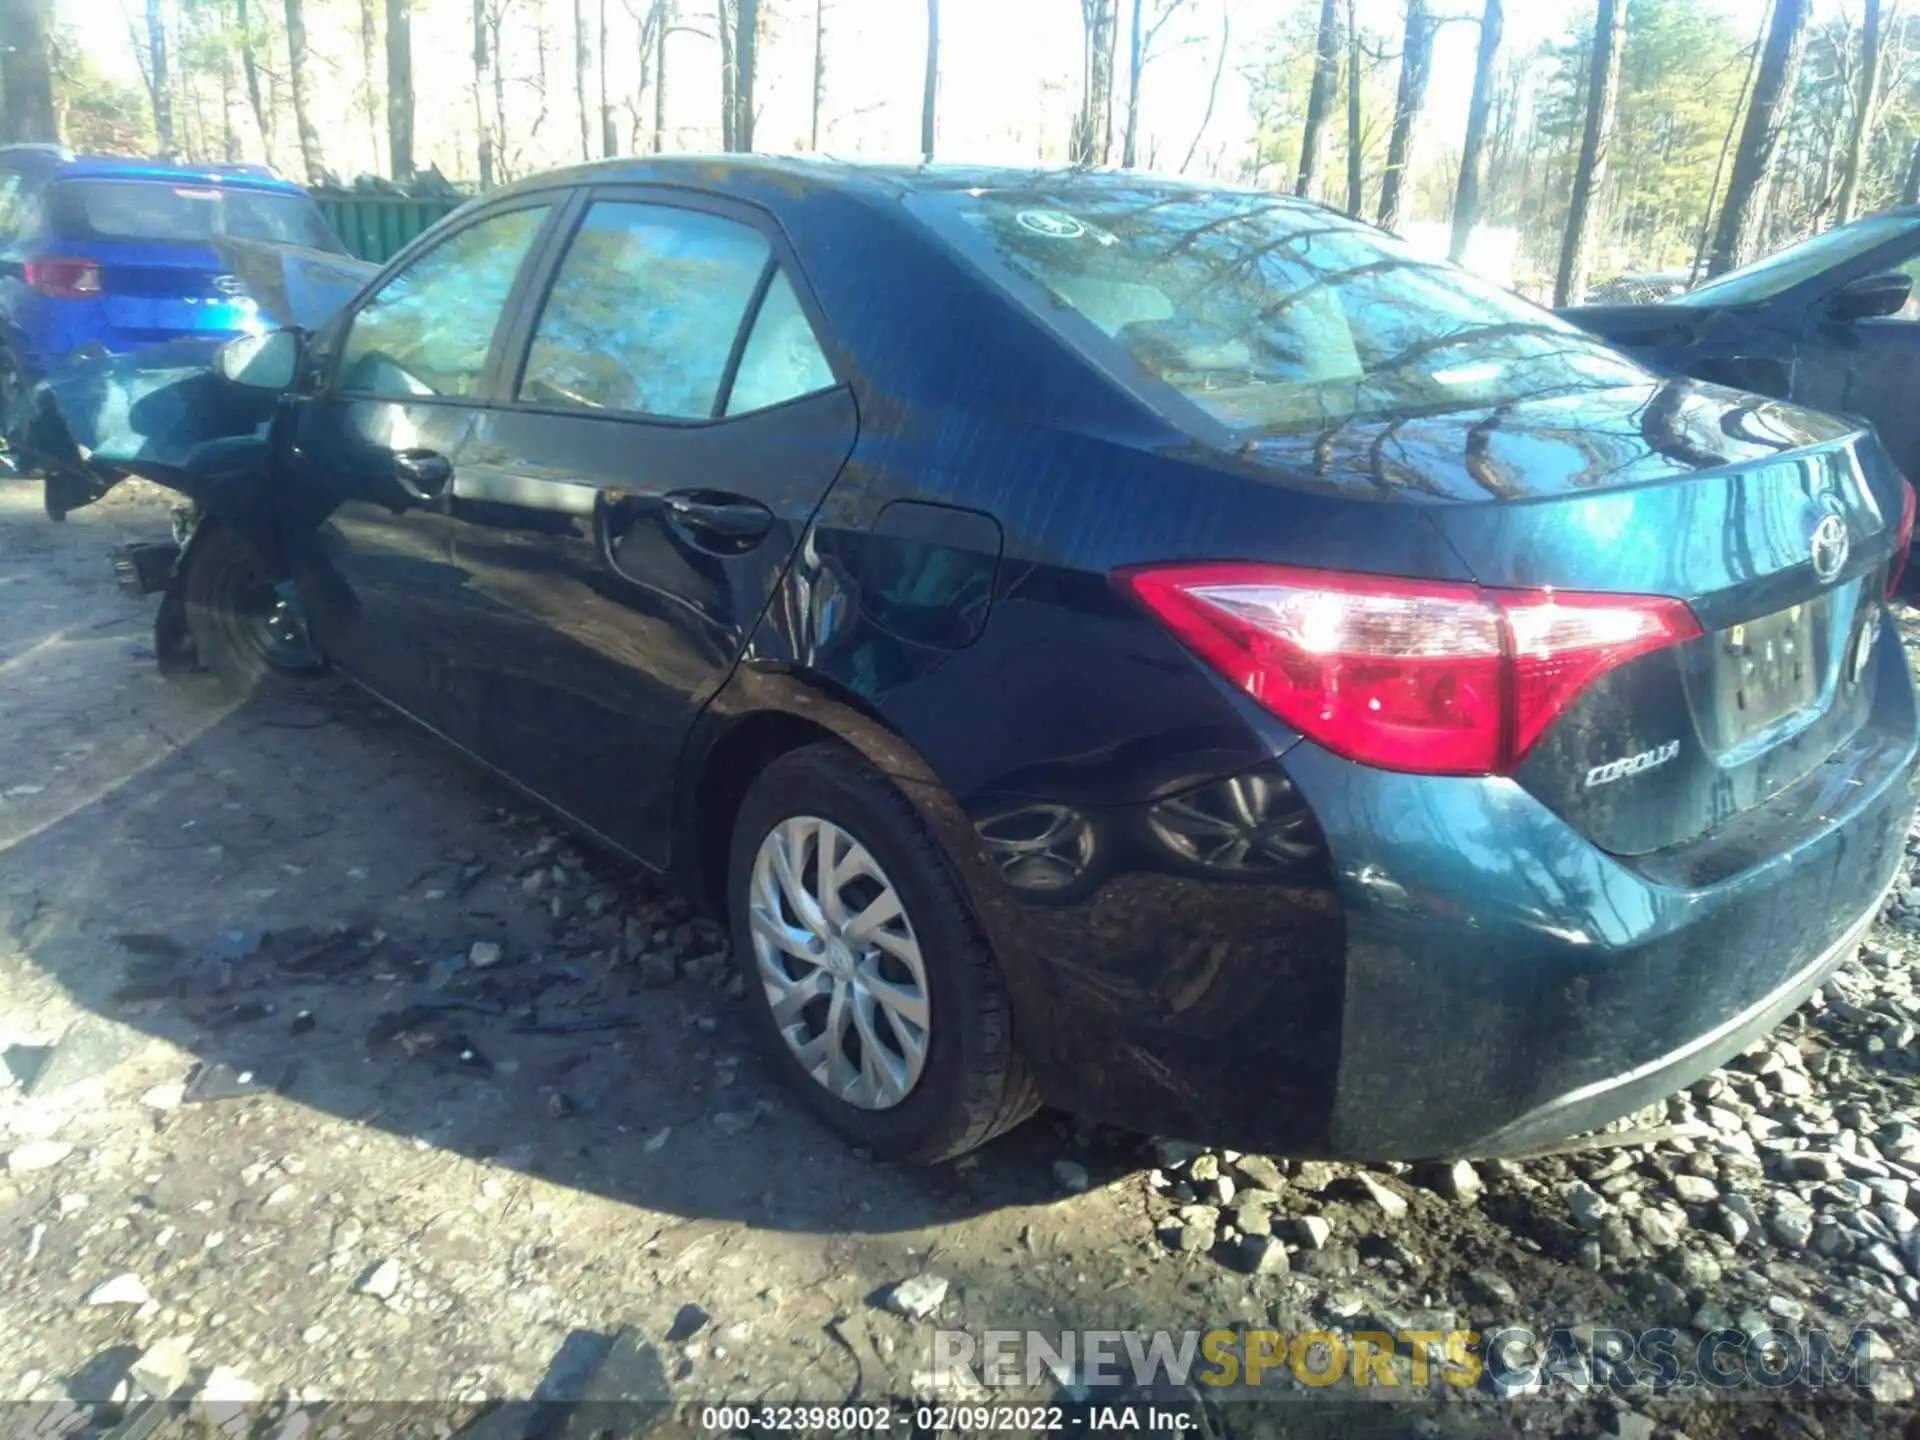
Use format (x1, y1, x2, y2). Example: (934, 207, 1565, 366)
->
(1474, 864, 1893, 1154)
(953, 614, 1919, 1160)
(24, 325, 252, 379)
(1313, 620, 1917, 1159)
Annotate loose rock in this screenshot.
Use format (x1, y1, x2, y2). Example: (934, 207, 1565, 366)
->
(886, 1275, 949, 1321)
(5, 1140, 73, 1174)
(356, 1258, 403, 1301)
(1234, 1155, 1284, 1191)
(1293, 1216, 1333, 1250)
(1431, 1159, 1482, 1202)
(138, 1082, 185, 1111)
(1353, 1173, 1408, 1219)
(129, 1338, 194, 1399)
(85, 1274, 150, 1307)
(1232, 1234, 1288, 1276)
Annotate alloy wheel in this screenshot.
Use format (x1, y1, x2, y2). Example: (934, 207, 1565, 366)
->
(748, 815, 931, 1110)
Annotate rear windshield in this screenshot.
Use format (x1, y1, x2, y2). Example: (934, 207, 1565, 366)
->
(51, 179, 345, 253)
(1671, 211, 1920, 308)
(907, 186, 1648, 434)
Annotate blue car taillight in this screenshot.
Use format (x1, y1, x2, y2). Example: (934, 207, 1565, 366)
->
(25, 257, 102, 298)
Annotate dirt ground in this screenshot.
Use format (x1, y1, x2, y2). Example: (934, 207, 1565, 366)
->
(0, 479, 1915, 1440)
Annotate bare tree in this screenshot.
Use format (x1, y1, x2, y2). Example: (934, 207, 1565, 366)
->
(717, 0, 735, 149)
(1122, 0, 1193, 169)
(144, 0, 176, 158)
(1688, 0, 1769, 284)
(1295, 0, 1339, 198)
(811, 0, 827, 149)
(1346, 0, 1362, 214)
(359, 0, 381, 167)
(236, 0, 275, 159)
(735, 0, 757, 151)
(655, 0, 671, 152)
(575, 0, 593, 159)
(0, 0, 56, 143)
(492, 0, 517, 175)
(1124, 0, 1143, 167)
(473, 0, 495, 186)
(921, 0, 938, 160)
(218, 4, 240, 160)
(1554, 0, 1627, 305)
(284, 0, 327, 182)
(1072, 0, 1117, 166)
(600, 0, 618, 156)
(1906, 137, 1920, 205)
(1448, 0, 1503, 262)
(1179, 0, 1226, 174)
(1706, 0, 1808, 275)
(619, 0, 661, 149)
(388, 0, 415, 180)
(1376, 0, 1431, 230)
(1836, 0, 1882, 225)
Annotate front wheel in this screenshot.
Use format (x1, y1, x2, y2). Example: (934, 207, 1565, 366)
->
(726, 742, 1038, 1162)
(181, 523, 338, 698)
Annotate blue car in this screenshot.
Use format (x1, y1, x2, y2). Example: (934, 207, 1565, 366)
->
(21, 160, 1920, 1162)
(0, 145, 345, 395)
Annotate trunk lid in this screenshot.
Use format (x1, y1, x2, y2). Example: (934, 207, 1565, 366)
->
(87, 240, 262, 341)
(1386, 381, 1911, 856)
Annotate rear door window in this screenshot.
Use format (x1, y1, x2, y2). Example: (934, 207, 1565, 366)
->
(726, 271, 836, 415)
(48, 179, 344, 253)
(518, 201, 776, 418)
(337, 204, 551, 400)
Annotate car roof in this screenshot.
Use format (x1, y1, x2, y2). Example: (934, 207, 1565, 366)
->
(57, 157, 308, 192)
(488, 152, 1325, 214)
(0, 150, 308, 193)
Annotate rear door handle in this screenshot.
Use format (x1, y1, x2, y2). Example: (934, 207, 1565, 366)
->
(662, 490, 774, 549)
(393, 448, 452, 501)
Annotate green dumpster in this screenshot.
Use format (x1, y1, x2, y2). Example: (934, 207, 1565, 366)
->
(313, 195, 466, 265)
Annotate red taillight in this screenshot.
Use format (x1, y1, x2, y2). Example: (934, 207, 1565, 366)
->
(1889, 477, 1916, 599)
(24, 258, 101, 298)
(1117, 563, 1702, 776)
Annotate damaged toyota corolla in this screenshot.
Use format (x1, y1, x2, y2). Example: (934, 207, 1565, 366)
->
(18, 156, 1919, 1164)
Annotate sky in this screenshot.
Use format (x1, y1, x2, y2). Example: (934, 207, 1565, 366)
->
(69, 0, 1774, 187)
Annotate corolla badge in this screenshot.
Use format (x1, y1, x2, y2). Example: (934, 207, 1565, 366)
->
(1585, 740, 1680, 788)
(1810, 511, 1850, 582)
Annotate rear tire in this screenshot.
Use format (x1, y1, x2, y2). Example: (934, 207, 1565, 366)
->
(726, 742, 1038, 1162)
(182, 524, 338, 698)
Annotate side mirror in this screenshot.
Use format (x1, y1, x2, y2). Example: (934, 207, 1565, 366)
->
(1826, 271, 1913, 324)
(214, 327, 303, 389)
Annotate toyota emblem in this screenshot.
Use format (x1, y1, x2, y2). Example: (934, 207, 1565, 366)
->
(212, 274, 246, 296)
(1810, 512, 1850, 582)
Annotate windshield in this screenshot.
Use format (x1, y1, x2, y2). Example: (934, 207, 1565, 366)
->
(908, 185, 1648, 434)
(53, 179, 346, 253)
(1671, 211, 1920, 308)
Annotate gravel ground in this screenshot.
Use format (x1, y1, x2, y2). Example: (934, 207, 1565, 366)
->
(3, 479, 1920, 1438)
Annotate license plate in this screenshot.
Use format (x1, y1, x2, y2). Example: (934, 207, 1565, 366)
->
(1718, 602, 1819, 729)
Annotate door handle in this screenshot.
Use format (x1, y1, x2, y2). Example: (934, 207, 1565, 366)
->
(393, 448, 452, 501)
(662, 490, 774, 549)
